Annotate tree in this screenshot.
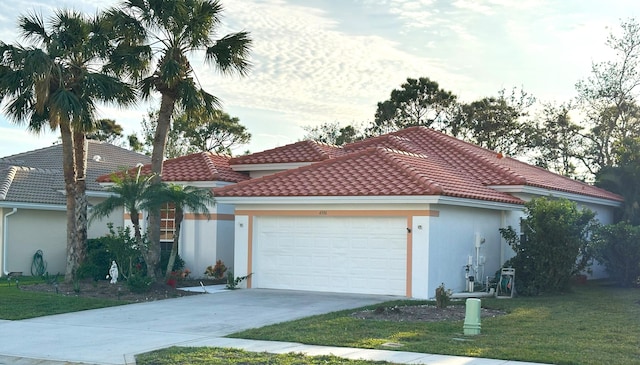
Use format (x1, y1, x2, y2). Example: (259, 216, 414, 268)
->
(156, 184, 215, 281)
(0, 10, 136, 282)
(107, 0, 252, 279)
(87, 119, 124, 144)
(596, 136, 640, 224)
(500, 198, 597, 295)
(90, 168, 159, 247)
(134, 108, 251, 157)
(367, 77, 457, 136)
(592, 222, 640, 287)
(177, 109, 251, 154)
(302, 121, 364, 146)
(530, 102, 583, 177)
(576, 18, 640, 174)
(453, 88, 535, 156)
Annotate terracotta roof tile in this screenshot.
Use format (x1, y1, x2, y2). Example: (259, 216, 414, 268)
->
(214, 147, 523, 204)
(229, 140, 343, 165)
(97, 152, 249, 183)
(344, 126, 622, 202)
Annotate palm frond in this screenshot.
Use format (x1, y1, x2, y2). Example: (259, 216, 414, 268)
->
(205, 31, 252, 75)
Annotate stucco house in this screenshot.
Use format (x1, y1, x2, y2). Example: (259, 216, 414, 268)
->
(213, 126, 623, 299)
(0, 141, 149, 276)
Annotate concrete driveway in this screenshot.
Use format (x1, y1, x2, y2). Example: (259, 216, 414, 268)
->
(0, 289, 393, 365)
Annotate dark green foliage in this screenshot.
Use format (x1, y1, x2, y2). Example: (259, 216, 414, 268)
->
(77, 237, 112, 281)
(77, 224, 146, 281)
(500, 198, 597, 295)
(160, 252, 185, 274)
(126, 273, 153, 293)
(592, 222, 640, 287)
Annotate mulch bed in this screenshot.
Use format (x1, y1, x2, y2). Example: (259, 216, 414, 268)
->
(351, 304, 505, 322)
(18, 278, 221, 303)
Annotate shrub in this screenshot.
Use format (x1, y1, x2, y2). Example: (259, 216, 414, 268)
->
(160, 252, 185, 275)
(499, 197, 597, 295)
(78, 224, 146, 281)
(77, 237, 111, 281)
(127, 274, 153, 293)
(435, 283, 452, 308)
(204, 259, 227, 279)
(592, 222, 640, 287)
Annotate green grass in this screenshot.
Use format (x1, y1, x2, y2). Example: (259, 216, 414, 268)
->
(0, 277, 124, 320)
(136, 347, 398, 365)
(230, 282, 640, 365)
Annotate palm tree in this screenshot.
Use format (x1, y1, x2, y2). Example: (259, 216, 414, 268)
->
(0, 10, 136, 281)
(106, 0, 252, 279)
(90, 167, 160, 246)
(156, 184, 215, 281)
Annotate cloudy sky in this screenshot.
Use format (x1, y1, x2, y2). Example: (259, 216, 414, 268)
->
(0, 0, 637, 157)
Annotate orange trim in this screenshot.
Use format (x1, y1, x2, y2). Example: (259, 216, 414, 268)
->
(247, 215, 253, 288)
(235, 209, 439, 217)
(123, 213, 142, 220)
(183, 213, 235, 221)
(406, 216, 413, 298)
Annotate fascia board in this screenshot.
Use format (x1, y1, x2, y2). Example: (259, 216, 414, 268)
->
(490, 185, 623, 207)
(215, 195, 522, 210)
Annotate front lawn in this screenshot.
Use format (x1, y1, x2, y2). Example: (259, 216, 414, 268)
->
(0, 276, 125, 320)
(136, 347, 398, 365)
(230, 281, 640, 365)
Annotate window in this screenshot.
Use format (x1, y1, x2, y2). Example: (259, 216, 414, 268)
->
(160, 203, 176, 252)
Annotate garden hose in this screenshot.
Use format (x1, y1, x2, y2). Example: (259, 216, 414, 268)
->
(31, 249, 47, 276)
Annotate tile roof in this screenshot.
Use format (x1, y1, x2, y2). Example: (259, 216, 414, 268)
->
(214, 126, 622, 204)
(214, 147, 523, 204)
(343, 127, 622, 202)
(229, 140, 343, 165)
(0, 141, 150, 205)
(96, 152, 250, 183)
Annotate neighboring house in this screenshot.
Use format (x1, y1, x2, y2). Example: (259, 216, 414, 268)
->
(97, 152, 250, 277)
(213, 126, 623, 299)
(0, 141, 150, 276)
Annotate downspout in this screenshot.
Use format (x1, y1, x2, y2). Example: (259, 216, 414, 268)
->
(3, 208, 17, 275)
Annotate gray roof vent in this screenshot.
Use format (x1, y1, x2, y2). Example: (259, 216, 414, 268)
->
(92, 155, 102, 162)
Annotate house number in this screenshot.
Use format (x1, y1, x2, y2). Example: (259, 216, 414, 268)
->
(319, 211, 328, 215)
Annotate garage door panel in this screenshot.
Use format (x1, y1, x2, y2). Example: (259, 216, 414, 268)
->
(253, 216, 407, 296)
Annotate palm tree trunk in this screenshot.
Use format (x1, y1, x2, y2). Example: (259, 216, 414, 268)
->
(61, 123, 78, 283)
(164, 207, 183, 281)
(73, 131, 88, 272)
(147, 92, 177, 280)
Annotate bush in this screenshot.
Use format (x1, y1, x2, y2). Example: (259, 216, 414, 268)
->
(435, 283, 452, 308)
(160, 252, 185, 275)
(500, 197, 597, 295)
(78, 224, 146, 281)
(126, 274, 153, 293)
(592, 222, 640, 287)
(77, 237, 111, 281)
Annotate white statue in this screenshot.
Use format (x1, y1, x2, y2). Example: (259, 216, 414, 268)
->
(108, 261, 119, 284)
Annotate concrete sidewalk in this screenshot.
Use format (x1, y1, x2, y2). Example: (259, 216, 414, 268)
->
(0, 289, 548, 365)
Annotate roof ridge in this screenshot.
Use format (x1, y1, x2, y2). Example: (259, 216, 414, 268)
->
(376, 148, 444, 194)
(202, 152, 222, 178)
(0, 165, 17, 200)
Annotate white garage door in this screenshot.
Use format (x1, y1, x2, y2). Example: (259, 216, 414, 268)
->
(252, 215, 407, 295)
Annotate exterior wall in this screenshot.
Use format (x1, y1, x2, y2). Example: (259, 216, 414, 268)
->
(4, 209, 67, 275)
(178, 203, 236, 278)
(88, 201, 125, 239)
(0, 207, 4, 275)
(428, 205, 505, 295)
